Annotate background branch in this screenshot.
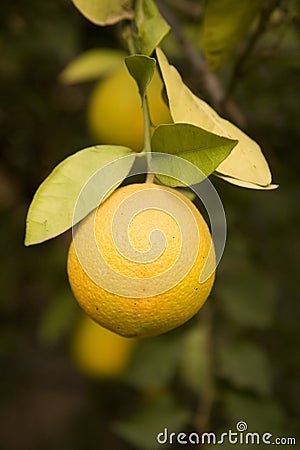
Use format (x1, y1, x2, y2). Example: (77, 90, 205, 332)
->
(225, 0, 282, 101)
(157, 1, 246, 128)
(162, 0, 203, 20)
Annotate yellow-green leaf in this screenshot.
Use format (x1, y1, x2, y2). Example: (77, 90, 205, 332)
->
(156, 48, 276, 190)
(202, 0, 262, 71)
(60, 48, 126, 84)
(71, 0, 134, 26)
(25, 146, 135, 246)
(215, 174, 278, 190)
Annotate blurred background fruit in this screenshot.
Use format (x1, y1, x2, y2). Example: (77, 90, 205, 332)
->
(70, 314, 138, 379)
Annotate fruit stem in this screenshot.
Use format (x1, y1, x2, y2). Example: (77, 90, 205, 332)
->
(145, 171, 155, 183)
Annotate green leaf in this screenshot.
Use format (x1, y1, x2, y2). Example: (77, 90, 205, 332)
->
(151, 123, 237, 187)
(156, 48, 277, 190)
(71, 0, 134, 26)
(179, 323, 210, 395)
(175, 187, 196, 202)
(217, 341, 272, 396)
(125, 55, 156, 99)
(38, 289, 80, 345)
(60, 48, 126, 84)
(123, 333, 183, 389)
(216, 267, 276, 329)
(25, 146, 135, 246)
(135, 0, 170, 55)
(113, 393, 191, 450)
(222, 392, 286, 434)
(202, 0, 262, 71)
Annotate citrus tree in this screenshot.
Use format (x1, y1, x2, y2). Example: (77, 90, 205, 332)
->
(20, 0, 300, 448)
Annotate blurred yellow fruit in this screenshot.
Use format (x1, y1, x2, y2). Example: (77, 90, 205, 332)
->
(87, 65, 172, 151)
(67, 183, 215, 338)
(70, 314, 137, 378)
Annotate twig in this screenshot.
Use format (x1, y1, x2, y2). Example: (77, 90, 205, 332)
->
(156, 1, 246, 128)
(162, 0, 203, 20)
(193, 303, 215, 434)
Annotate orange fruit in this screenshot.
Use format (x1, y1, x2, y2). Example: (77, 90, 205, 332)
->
(67, 183, 215, 338)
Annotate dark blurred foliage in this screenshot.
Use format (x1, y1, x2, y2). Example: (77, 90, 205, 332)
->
(0, 1, 299, 449)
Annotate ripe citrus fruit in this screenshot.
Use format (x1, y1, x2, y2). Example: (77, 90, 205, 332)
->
(67, 183, 215, 338)
(70, 314, 137, 378)
(87, 65, 172, 152)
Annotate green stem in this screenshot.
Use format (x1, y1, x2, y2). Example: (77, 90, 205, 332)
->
(143, 95, 152, 153)
(123, 24, 137, 55)
(123, 23, 153, 181)
(142, 94, 154, 183)
(127, 34, 137, 56)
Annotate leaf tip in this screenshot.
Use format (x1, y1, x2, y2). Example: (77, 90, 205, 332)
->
(24, 232, 32, 247)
